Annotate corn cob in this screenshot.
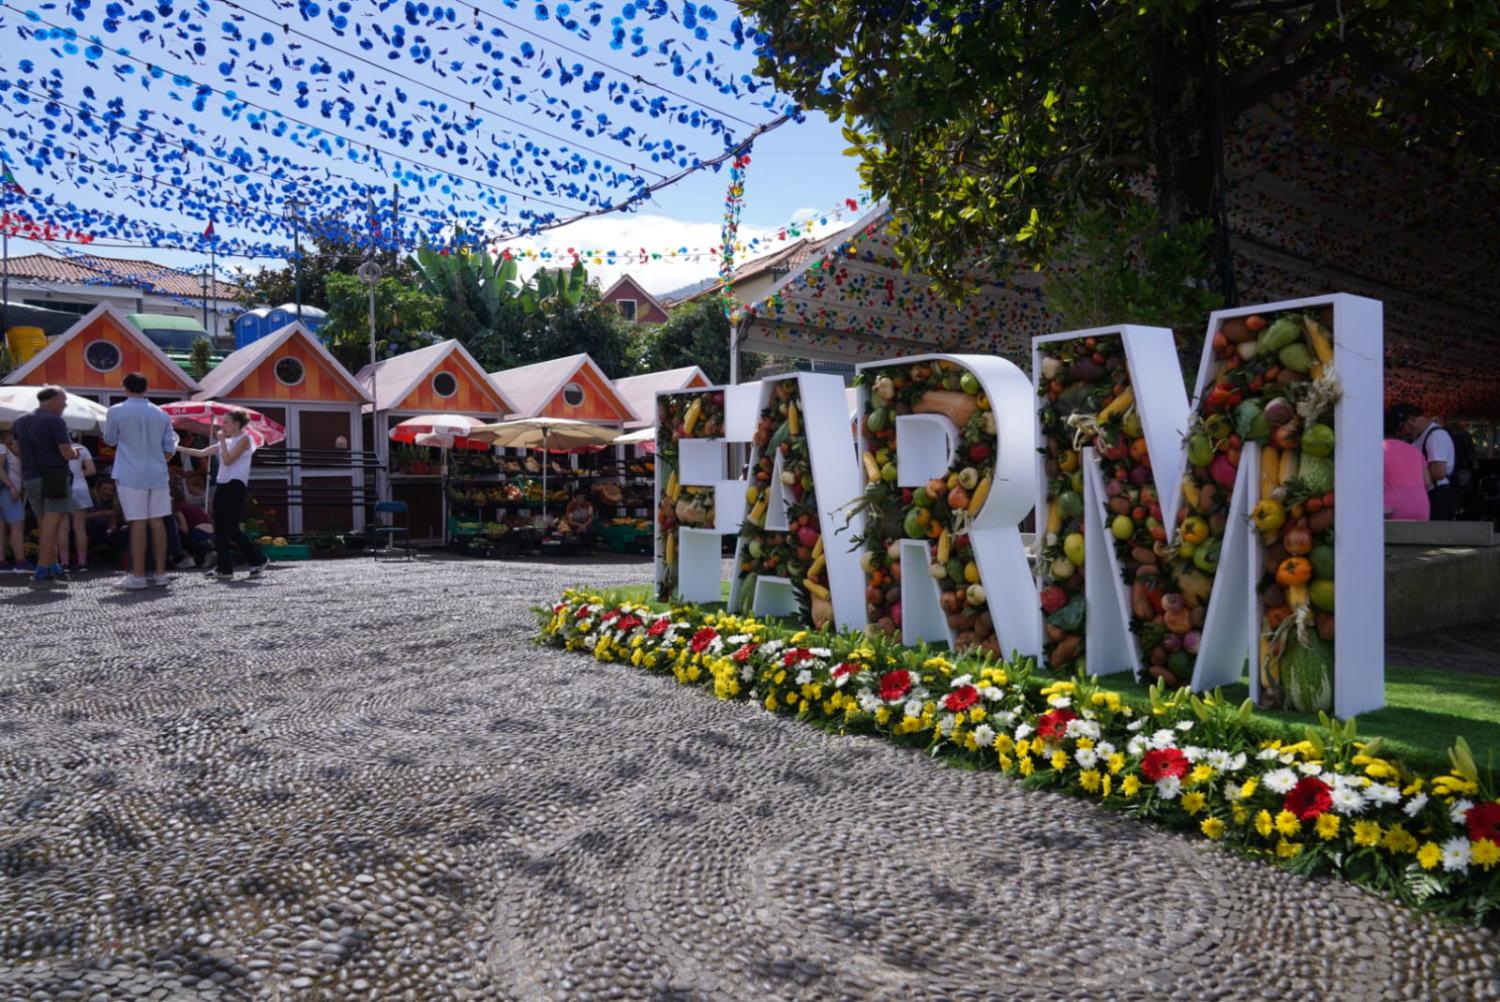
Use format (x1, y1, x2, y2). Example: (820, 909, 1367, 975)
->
(1278, 449, 1298, 486)
(1097, 387, 1135, 423)
(936, 529, 952, 563)
(968, 476, 992, 514)
(1261, 446, 1280, 500)
(861, 452, 881, 482)
(787, 401, 800, 436)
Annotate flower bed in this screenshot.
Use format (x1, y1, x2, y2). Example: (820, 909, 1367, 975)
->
(540, 589, 1500, 926)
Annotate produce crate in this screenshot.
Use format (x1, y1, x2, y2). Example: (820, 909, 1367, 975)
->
(601, 523, 650, 554)
(261, 543, 311, 561)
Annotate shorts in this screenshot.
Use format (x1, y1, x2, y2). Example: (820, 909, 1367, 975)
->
(117, 484, 172, 521)
(0, 488, 24, 523)
(70, 486, 93, 512)
(24, 477, 74, 517)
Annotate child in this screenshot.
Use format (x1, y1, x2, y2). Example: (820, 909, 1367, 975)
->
(57, 432, 96, 571)
(0, 428, 28, 573)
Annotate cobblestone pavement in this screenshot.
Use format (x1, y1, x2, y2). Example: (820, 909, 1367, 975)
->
(1, 557, 1497, 1001)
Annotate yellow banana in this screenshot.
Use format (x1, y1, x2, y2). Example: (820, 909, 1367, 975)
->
(802, 578, 830, 600)
(862, 452, 881, 482)
(968, 476, 992, 514)
(1261, 447, 1280, 501)
(1097, 387, 1135, 423)
(811, 535, 824, 559)
(682, 398, 703, 435)
(1303, 317, 1334, 364)
(1045, 497, 1062, 535)
(808, 554, 827, 578)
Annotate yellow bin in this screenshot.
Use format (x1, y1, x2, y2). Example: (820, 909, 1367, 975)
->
(4, 326, 46, 367)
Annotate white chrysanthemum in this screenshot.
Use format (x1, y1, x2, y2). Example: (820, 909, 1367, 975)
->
(1223, 781, 1244, 803)
(1150, 729, 1178, 750)
(858, 693, 881, 713)
(1257, 747, 1282, 761)
(904, 699, 924, 721)
(740, 665, 756, 682)
(795, 669, 812, 686)
(1126, 736, 1147, 757)
(938, 714, 957, 736)
(1451, 799, 1475, 825)
(1175, 720, 1195, 733)
(761, 640, 786, 654)
(1014, 722, 1034, 740)
(809, 647, 832, 658)
(1228, 753, 1247, 772)
(1403, 792, 1429, 818)
(951, 674, 974, 688)
(1155, 776, 1183, 800)
(1066, 719, 1100, 741)
(979, 685, 1001, 702)
(973, 724, 996, 748)
(1126, 718, 1147, 732)
(1330, 786, 1366, 815)
(1048, 694, 1073, 709)
(1074, 747, 1098, 770)
(1263, 768, 1298, 795)
(1363, 784, 1401, 807)
(727, 634, 750, 644)
(1181, 745, 1206, 762)
(1442, 837, 1472, 874)
(992, 710, 1015, 727)
(1297, 762, 1324, 776)
(1205, 749, 1232, 771)
(1094, 741, 1116, 760)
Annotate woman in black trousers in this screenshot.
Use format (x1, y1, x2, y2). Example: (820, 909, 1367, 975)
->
(177, 409, 267, 580)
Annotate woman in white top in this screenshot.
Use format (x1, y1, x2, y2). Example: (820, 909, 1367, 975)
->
(0, 428, 27, 572)
(56, 433, 97, 571)
(177, 409, 267, 580)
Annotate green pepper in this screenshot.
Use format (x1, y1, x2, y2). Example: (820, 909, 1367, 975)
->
(1192, 537, 1222, 573)
(1258, 316, 1302, 355)
(1187, 434, 1215, 468)
(1278, 343, 1312, 374)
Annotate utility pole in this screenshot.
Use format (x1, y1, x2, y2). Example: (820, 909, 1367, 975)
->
(283, 197, 305, 323)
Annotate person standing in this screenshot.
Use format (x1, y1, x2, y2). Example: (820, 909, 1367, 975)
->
(1382, 408, 1430, 521)
(1390, 402, 1458, 521)
(13, 385, 78, 590)
(0, 427, 31, 573)
(103, 372, 179, 590)
(177, 409, 266, 580)
(57, 432, 97, 572)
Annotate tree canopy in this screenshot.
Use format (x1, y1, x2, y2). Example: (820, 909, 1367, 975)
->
(628, 299, 734, 384)
(742, 0, 1500, 297)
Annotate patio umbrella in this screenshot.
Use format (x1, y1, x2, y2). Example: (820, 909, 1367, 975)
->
(161, 400, 287, 447)
(389, 414, 493, 543)
(468, 417, 619, 523)
(0, 386, 108, 432)
(614, 426, 657, 452)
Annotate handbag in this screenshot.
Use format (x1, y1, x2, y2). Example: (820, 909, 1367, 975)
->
(41, 467, 72, 500)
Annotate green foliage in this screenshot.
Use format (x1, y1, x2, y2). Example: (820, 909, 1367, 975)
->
(187, 337, 214, 380)
(1043, 201, 1223, 348)
(743, 0, 1500, 293)
(628, 299, 733, 383)
(321, 272, 444, 372)
(498, 284, 633, 376)
(231, 234, 375, 310)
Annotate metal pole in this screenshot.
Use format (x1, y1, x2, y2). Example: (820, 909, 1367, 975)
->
(209, 243, 216, 343)
(293, 214, 303, 324)
(2, 226, 9, 342)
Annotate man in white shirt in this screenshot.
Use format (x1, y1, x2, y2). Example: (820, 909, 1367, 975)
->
(1391, 402, 1457, 520)
(102, 372, 179, 588)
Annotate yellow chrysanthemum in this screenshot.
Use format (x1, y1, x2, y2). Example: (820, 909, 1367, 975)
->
(1314, 814, 1341, 841)
(1106, 753, 1126, 775)
(1254, 810, 1274, 838)
(1075, 736, 1094, 750)
(1416, 842, 1443, 870)
(875, 707, 891, 725)
(1181, 792, 1207, 816)
(1019, 755, 1035, 777)
(1122, 775, 1141, 797)
(1274, 811, 1302, 837)
(1275, 839, 1302, 859)
(969, 707, 987, 724)
(1078, 770, 1101, 793)
(1352, 820, 1382, 847)
(1471, 838, 1500, 870)
(994, 733, 1014, 755)
(998, 754, 1014, 772)
(1200, 817, 1226, 840)
(1051, 750, 1069, 771)
(764, 694, 778, 712)
(1100, 774, 1112, 798)
(1189, 764, 1215, 786)
(1232, 804, 1249, 826)
(1382, 824, 1418, 855)
(1016, 739, 1031, 758)
(1238, 777, 1259, 800)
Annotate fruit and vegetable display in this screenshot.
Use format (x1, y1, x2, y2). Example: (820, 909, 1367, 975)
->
(735, 379, 833, 630)
(1037, 310, 1340, 710)
(853, 359, 1001, 652)
(655, 389, 726, 600)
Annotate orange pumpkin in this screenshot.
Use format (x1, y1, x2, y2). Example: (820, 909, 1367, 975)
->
(1275, 557, 1313, 588)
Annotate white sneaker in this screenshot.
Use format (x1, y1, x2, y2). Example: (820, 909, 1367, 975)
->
(148, 575, 172, 588)
(175, 553, 196, 569)
(119, 575, 149, 590)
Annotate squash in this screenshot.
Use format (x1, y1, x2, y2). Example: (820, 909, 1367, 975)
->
(1275, 557, 1313, 588)
(912, 390, 978, 428)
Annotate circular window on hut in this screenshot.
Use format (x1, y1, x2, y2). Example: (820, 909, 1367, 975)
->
(274, 356, 305, 386)
(431, 371, 458, 398)
(562, 381, 585, 407)
(84, 340, 121, 373)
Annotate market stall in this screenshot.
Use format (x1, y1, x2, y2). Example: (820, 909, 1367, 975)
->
(356, 340, 515, 542)
(194, 321, 372, 535)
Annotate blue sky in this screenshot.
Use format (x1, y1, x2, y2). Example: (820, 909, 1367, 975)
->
(1, 1, 863, 294)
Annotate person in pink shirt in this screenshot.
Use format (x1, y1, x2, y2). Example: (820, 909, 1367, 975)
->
(1383, 407, 1430, 520)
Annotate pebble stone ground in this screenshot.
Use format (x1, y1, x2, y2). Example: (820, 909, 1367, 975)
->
(1, 556, 1497, 1002)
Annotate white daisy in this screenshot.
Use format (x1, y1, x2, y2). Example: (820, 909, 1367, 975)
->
(1297, 762, 1324, 776)
(857, 693, 881, 713)
(1175, 720, 1195, 733)
(1330, 786, 1366, 815)
(1126, 718, 1147, 732)
(1014, 722, 1034, 740)
(727, 634, 750, 644)
(992, 710, 1015, 728)
(904, 699, 924, 721)
(1150, 729, 1178, 750)
(1074, 747, 1098, 770)
(1155, 776, 1183, 800)
(1442, 837, 1472, 874)
(1205, 749, 1233, 771)
(1126, 736, 1147, 757)
(938, 714, 957, 736)
(1451, 799, 1475, 825)
(1223, 781, 1244, 803)
(740, 665, 756, 682)
(1094, 741, 1116, 760)
(973, 724, 996, 748)
(952, 674, 974, 688)
(1403, 793, 1429, 818)
(1048, 694, 1073, 709)
(1065, 719, 1101, 741)
(1228, 752, 1247, 772)
(795, 669, 812, 686)
(1257, 747, 1282, 761)
(809, 647, 832, 658)
(1263, 768, 1298, 795)
(1181, 745, 1206, 762)
(1363, 784, 1401, 807)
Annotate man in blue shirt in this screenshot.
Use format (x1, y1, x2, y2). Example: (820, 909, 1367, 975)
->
(103, 372, 179, 590)
(14, 385, 78, 590)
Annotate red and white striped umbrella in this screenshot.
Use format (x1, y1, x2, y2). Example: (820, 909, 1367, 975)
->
(161, 400, 287, 447)
(388, 413, 492, 451)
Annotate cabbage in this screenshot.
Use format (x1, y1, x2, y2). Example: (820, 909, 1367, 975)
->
(1283, 635, 1333, 713)
(1299, 453, 1334, 495)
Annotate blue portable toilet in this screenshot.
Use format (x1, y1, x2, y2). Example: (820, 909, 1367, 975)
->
(233, 307, 271, 349)
(270, 303, 328, 339)
(263, 308, 293, 338)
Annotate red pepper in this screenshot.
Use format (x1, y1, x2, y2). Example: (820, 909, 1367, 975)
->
(1040, 585, 1067, 615)
(968, 444, 993, 461)
(1204, 382, 1242, 412)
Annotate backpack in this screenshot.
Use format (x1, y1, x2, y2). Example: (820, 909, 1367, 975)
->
(1450, 426, 1477, 489)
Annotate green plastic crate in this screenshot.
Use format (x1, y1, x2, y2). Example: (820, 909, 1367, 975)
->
(261, 543, 311, 561)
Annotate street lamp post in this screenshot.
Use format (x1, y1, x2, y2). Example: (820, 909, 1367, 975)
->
(283, 197, 305, 323)
(200, 269, 211, 332)
(357, 259, 383, 504)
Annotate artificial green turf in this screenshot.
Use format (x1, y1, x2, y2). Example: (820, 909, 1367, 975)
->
(596, 583, 1497, 774)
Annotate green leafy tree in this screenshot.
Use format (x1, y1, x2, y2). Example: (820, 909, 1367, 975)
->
(187, 337, 214, 380)
(501, 285, 633, 376)
(743, 0, 1500, 298)
(630, 299, 758, 384)
(321, 272, 444, 371)
(231, 234, 383, 311)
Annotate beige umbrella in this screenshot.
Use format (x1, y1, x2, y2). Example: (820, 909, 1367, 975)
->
(0, 387, 108, 432)
(468, 417, 619, 523)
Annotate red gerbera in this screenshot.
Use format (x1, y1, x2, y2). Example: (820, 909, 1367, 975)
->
(878, 669, 913, 702)
(1036, 708, 1078, 743)
(614, 615, 642, 634)
(1140, 747, 1190, 782)
(783, 648, 815, 667)
(601, 608, 620, 623)
(943, 685, 980, 713)
(647, 617, 671, 637)
(574, 605, 592, 619)
(1283, 775, 1333, 821)
(731, 642, 758, 663)
(1466, 801, 1500, 843)
(831, 662, 861, 680)
(689, 628, 718, 654)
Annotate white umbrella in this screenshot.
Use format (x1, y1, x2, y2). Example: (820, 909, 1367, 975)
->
(468, 417, 619, 524)
(0, 387, 109, 432)
(614, 426, 656, 446)
(389, 414, 492, 545)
